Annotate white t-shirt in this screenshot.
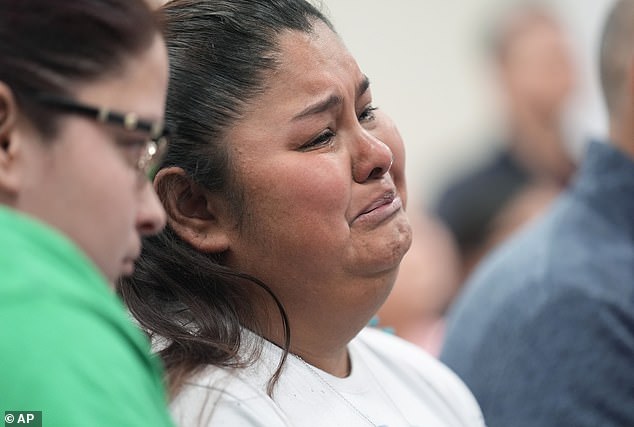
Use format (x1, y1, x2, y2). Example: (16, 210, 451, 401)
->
(170, 327, 485, 427)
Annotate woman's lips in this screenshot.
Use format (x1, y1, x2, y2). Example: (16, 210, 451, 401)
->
(354, 192, 403, 226)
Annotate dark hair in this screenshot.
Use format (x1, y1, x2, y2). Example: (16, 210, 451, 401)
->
(117, 0, 334, 397)
(599, 0, 634, 116)
(0, 0, 160, 136)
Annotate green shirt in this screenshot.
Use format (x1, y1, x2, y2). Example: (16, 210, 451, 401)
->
(0, 207, 175, 427)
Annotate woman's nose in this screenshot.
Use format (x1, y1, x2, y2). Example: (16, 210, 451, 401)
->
(136, 181, 167, 236)
(351, 130, 394, 183)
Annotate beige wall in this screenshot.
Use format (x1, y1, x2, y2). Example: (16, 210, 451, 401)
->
(320, 0, 615, 206)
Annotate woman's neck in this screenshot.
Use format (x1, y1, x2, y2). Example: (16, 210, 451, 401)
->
(248, 287, 384, 377)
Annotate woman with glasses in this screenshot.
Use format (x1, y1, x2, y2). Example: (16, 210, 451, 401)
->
(119, 0, 484, 425)
(0, 0, 174, 425)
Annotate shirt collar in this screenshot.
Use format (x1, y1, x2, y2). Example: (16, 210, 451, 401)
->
(573, 140, 634, 233)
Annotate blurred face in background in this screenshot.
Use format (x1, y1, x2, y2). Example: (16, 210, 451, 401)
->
(498, 15, 576, 118)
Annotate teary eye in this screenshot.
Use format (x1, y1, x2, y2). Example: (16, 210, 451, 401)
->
(358, 106, 377, 123)
(300, 129, 336, 151)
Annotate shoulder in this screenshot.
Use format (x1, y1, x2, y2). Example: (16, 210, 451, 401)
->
(443, 187, 634, 354)
(0, 211, 172, 425)
(0, 229, 170, 424)
(442, 254, 634, 425)
(171, 366, 290, 427)
(444, 188, 632, 348)
(355, 327, 471, 387)
(0, 291, 172, 425)
(354, 328, 484, 424)
(443, 281, 634, 426)
(0, 258, 149, 361)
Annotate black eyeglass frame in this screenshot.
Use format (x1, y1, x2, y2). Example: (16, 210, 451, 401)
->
(23, 92, 170, 177)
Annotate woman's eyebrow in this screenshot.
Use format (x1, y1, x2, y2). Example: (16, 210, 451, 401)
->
(292, 76, 370, 121)
(357, 75, 370, 98)
(293, 94, 342, 120)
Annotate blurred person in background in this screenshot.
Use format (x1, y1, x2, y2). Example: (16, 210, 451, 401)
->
(433, 3, 578, 281)
(0, 1, 174, 425)
(441, 0, 634, 425)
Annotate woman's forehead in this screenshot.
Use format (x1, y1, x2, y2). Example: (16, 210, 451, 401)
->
(269, 25, 364, 97)
(277, 23, 358, 72)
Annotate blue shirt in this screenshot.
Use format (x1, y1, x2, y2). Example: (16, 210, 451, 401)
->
(440, 141, 634, 427)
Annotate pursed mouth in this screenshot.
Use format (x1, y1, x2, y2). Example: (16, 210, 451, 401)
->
(351, 190, 403, 226)
(360, 191, 396, 216)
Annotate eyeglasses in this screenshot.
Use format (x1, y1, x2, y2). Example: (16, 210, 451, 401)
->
(25, 92, 170, 179)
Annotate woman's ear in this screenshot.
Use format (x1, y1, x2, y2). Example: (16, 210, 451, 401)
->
(154, 167, 232, 254)
(0, 82, 20, 197)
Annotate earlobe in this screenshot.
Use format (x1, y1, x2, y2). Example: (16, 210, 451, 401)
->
(154, 167, 232, 254)
(0, 82, 20, 197)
